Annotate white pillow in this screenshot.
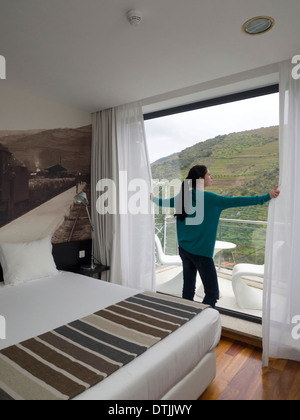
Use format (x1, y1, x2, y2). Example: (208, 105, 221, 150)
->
(0, 236, 59, 286)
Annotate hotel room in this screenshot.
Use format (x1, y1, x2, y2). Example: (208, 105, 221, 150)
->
(0, 1, 300, 401)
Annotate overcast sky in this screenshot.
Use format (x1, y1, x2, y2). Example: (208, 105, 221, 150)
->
(145, 93, 279, 164)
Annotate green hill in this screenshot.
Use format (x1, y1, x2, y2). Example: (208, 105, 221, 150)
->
(151, 125, 279, 222)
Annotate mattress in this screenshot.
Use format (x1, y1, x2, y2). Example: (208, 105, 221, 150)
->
(0, 272, 221, 400)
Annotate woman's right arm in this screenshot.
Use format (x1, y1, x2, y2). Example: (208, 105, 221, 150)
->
(151, 194, 177, 208)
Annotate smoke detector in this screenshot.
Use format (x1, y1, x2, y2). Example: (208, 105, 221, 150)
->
(127, 9, 143, 26)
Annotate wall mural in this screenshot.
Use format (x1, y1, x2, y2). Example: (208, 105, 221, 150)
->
(0, 125, 92, 244)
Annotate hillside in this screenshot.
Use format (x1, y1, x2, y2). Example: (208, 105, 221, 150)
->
(151, 125, 279, 221)
(0, 125, 92, 173)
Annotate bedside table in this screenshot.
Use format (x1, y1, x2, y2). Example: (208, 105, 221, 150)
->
(74, 264, 110, 280)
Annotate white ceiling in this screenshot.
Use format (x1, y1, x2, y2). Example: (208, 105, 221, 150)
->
(1, 0, 300, 113)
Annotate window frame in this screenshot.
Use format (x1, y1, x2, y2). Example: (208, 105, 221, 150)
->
(144, 84, 279, 324)
(144, 84, 279, 121)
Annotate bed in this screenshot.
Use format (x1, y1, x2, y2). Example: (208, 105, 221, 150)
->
(0, 238, 221, 400)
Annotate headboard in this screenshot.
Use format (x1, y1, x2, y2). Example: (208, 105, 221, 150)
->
(0, 240, 92, 283)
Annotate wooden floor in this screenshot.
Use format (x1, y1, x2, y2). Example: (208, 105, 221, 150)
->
(200, 337, 300, 400)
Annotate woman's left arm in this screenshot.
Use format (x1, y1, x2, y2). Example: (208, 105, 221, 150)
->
(220, 185, 280, 210)
(270, 185, 280, 199)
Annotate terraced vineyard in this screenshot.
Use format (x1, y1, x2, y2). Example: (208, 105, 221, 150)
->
(152, 126, 279, 265)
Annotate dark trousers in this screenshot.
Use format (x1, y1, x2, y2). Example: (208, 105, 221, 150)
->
(179, 246, 219, 308)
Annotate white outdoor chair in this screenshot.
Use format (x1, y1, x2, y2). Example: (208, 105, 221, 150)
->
(154, 235, 182, 266)
(232, 263, 265, 310)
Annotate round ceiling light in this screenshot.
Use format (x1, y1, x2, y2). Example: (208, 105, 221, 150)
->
(242, 16, 275, 35)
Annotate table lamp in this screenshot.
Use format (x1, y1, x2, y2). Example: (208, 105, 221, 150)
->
(74, 191, 96, 271)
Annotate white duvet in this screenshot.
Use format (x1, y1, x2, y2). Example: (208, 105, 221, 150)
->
(0, 272, 221, 400)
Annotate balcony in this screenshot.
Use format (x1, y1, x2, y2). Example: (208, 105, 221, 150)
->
(155, 217, 267, 320)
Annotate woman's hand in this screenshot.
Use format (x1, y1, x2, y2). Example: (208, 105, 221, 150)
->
(150, 193, 154, 201)
(270, 185, 280, 199)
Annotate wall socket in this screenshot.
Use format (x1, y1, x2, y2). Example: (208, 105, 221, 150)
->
(79, 250, 85, 259)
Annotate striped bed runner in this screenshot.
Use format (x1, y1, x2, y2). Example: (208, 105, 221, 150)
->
(0, 291, 207, 400)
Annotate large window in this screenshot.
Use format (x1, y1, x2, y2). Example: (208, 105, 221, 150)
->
(145, 85, 279, 322)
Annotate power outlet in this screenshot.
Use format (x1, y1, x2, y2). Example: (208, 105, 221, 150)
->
(79, 250, 85, 259)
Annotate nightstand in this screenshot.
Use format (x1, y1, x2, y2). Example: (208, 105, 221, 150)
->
(75, 264, 110, 280)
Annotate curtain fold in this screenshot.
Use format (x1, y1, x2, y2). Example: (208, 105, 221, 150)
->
(116, 102, 156, 291)
(91, 102, 155, 291)
(263, 59, 300, 366)
(91, 108, 121, 283)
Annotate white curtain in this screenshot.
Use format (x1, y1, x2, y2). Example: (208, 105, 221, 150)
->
(116, 102, 155, 290)
(91, 102, 155, 291)
(263, 59, 300, 366)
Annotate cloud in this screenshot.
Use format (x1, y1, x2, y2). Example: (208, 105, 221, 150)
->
(145, 93, 279, 163)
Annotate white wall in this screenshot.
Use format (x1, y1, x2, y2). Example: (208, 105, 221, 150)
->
(0, 83, 91, 130)
(142, 63, 280, 115)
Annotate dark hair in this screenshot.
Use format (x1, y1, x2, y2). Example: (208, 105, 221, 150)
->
(175, 165, 207, 221)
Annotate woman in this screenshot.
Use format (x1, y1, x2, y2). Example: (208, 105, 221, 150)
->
(152, 165, 280, 308)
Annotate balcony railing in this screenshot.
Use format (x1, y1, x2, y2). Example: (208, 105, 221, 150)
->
(155, 216, 268, 269)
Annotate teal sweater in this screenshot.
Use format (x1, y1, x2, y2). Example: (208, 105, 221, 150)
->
(153, 191, 271, 258)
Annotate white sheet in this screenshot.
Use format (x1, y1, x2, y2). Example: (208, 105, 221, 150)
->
(0, 272, 221, 400)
